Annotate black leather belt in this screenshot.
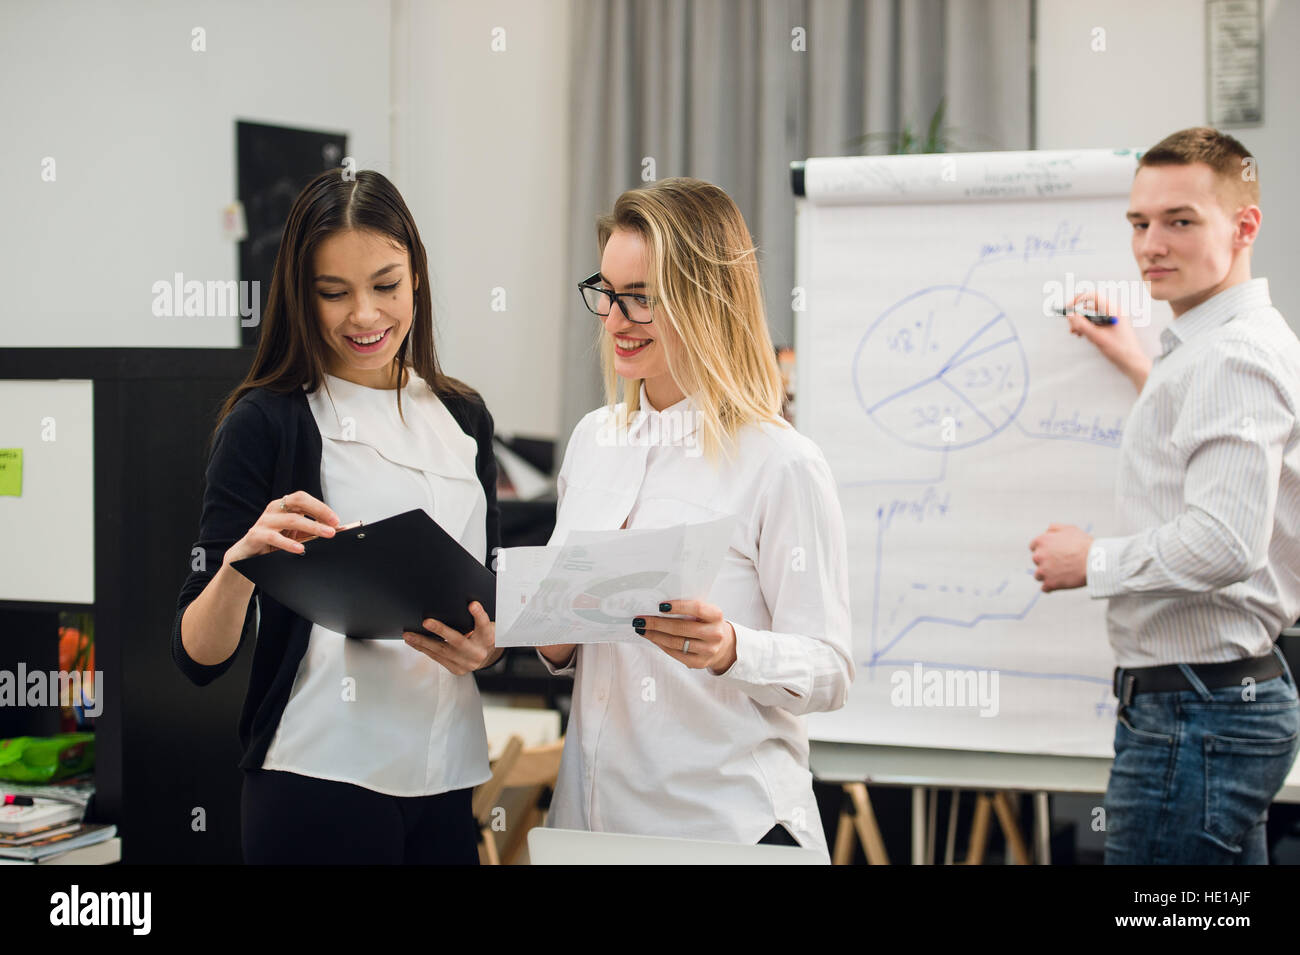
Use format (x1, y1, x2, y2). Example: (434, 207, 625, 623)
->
(1113, 651, 1284, 705)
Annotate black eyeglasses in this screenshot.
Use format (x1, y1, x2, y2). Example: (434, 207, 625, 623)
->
(577, 271, 655, 324)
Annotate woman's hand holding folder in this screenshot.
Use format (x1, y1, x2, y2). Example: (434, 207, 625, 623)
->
(403, 601, 502, 675)
(224, 491, 343, 570)
(183, 491, 343, 669)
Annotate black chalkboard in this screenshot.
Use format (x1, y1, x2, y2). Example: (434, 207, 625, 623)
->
(236, 120, 348, 347)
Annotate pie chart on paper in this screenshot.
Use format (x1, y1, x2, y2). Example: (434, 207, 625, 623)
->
(568, 570, 670, 626)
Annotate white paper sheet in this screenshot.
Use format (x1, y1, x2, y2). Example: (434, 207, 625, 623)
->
(495, 517, 736, 647)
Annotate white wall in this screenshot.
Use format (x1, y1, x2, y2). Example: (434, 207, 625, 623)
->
(0, 0, 391, 348)
(393, 0, 572, 439)
(1036, 0, 1300, 328)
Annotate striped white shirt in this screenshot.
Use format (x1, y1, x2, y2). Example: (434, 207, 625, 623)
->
(1087, 278, 1300, 667)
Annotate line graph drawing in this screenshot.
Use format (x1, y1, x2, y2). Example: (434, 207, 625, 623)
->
(863, 474, 1105, 685)
(871, 580, 1043, 664)
(867, 492, 1050, 671)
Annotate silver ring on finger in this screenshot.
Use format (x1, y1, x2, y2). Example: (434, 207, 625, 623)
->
(279, 497, 289, 512)
(681, 638, 691, 654)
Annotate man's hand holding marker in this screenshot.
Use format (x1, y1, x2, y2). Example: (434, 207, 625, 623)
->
(1057, 290, 1152, 393)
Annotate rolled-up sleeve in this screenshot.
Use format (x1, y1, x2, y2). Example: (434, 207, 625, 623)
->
(171, 399, 275, 686)
(539, 646, 579, 676)
(1088, 342, 1292, 599)
(712, 452, 855, 715)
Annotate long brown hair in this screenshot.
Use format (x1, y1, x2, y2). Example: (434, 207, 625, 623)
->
(213, 169, 472, 443)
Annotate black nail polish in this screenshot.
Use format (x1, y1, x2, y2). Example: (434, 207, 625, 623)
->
(659, 602, 671, 612)
(634, 626, 646, 635)
(632, 617, 645, 628)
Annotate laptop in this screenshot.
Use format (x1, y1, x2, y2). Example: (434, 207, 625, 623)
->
(527, 827, 829, 865)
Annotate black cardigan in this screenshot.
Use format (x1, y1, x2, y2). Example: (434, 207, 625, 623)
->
(171, 382, 500, 771)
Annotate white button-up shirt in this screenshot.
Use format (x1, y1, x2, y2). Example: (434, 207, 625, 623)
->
(1087, 278, 1300, 666)
(260, 370, 492, 796)
(540, 386, 853, 854)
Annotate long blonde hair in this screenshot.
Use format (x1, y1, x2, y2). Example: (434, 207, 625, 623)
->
(595, 177, 785, 460)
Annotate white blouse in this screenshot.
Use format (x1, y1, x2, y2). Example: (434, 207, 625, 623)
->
(260, 369, 492, 797)
(540, 386, 854, 855)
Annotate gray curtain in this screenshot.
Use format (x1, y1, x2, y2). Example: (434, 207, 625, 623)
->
(561, 0, 1030, 441)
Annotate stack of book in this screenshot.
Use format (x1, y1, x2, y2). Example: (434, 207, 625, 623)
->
(0, 782, 118, 864)
(0, 775, 96, 811)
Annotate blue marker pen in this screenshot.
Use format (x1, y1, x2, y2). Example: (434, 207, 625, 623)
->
(1053, 306, 1118, 326)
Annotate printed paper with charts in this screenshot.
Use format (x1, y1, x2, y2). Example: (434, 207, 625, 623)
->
(495, 517, 735, 647)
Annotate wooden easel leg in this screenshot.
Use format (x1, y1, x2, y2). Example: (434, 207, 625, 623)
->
(963, 793, 992, 864)
(832, 806, 855, 865)
(991, 791, 1033, 864)
(846, 782, 890, 865)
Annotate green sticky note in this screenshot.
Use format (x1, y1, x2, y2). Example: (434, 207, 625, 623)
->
(0, 449, 22, 497)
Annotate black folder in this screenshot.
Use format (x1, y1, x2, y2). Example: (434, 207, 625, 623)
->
(231, 508, 496, 639)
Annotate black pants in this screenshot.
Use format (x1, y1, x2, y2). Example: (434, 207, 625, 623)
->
(241, 768, 479, 864)
(758, 823, 800, 846)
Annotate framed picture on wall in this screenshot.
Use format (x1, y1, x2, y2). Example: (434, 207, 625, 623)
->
(1206, 0, 1263, 127)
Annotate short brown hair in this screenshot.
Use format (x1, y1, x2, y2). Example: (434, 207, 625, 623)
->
(1139, 126, 1259, 209)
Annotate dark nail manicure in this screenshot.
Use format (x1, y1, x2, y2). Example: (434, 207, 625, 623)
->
(659, 602, 671, 612)
(632, 617, 645, 628)
(634, 626, 646, 635)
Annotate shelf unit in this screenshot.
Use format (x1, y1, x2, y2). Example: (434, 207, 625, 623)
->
(1, 348, 256, 863)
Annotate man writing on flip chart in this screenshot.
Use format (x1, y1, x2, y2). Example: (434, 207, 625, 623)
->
(1030, 127, 1300, 864)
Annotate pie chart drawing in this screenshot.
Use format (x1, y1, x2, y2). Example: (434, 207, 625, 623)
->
(568, 570, 669, 626)
(853, 285, 1029, 451)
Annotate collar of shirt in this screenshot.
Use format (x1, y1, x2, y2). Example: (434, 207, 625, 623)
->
(1158, 277, 1271, 358)
(306, 370, 479, 484)
(629, 381, 702, 443)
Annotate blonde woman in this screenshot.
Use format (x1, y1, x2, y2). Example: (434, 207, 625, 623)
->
(538, 178, 853, 854)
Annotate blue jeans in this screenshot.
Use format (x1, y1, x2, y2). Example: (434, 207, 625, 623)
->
(1104, 646, 1300, 864)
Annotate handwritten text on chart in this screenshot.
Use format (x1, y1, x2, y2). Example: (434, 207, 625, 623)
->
(976, 221, 1086, 265)
(877, 487, 951, 530)
(1033, 402, 1124, 447)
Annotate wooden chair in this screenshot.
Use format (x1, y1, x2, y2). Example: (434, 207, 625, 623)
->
(473, 735, 565, 865)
